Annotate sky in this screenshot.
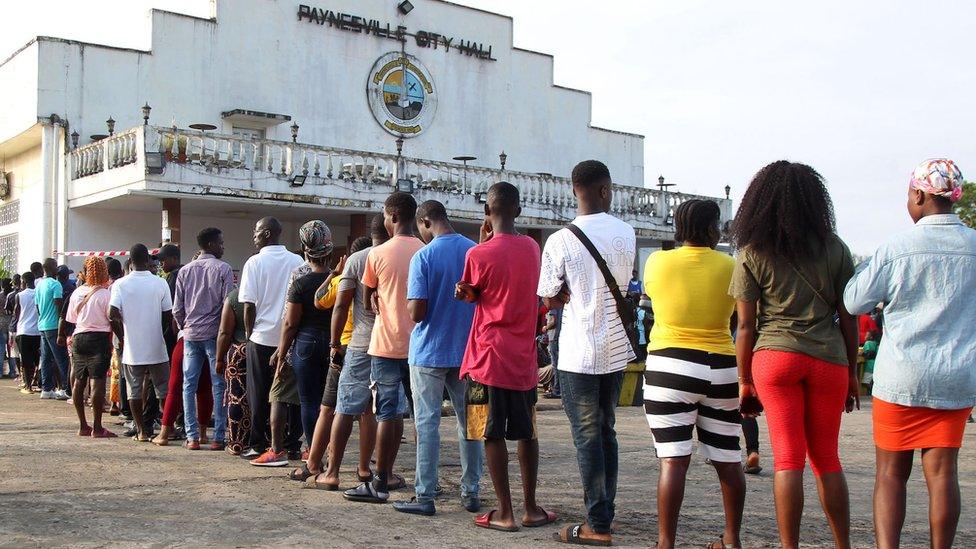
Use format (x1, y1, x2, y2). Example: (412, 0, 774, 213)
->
(2, 0, 974, 253)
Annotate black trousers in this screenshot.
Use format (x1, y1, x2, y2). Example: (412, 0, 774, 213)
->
(742, 416, 760, 455)
(246, 341, 301, 452)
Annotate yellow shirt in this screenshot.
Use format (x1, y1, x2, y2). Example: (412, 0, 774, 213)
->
(315, 275, 354, 346)
(644, 246, 735, 355)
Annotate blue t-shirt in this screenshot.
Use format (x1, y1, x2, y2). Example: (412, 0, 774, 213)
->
(34, 277, 63, 332)
(407, 233, 476, 368)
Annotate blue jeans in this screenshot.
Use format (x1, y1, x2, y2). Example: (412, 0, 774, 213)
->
(40, 329, 69, 392)
(0, 329, 14, 376)
(183, 339, 227, 442)
(559, 369, 625, 535)
(410, 366, 483, 503)
(289, 327, 328, 445)
(371, 357, 409, 422)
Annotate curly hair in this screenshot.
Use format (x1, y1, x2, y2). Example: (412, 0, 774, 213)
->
(674, 199, 721, 245)
(729, 160, 836, 261)
(82, 256, 110, 288)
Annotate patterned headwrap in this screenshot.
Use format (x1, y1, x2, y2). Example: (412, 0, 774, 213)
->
(299, 220, 334, 260)
(909, 158, 965, 203)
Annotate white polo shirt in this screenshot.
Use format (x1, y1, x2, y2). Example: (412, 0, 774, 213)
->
(109, 270, 173, 365)
(238, 244, 304, 347)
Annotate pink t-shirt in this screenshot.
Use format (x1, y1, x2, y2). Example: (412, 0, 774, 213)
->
(65, 285, 112, 334)
(362, 235, 424, 359)
(459, 234, 541, 391)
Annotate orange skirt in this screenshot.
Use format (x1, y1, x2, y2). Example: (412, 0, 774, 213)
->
(873, 397, 972, 451)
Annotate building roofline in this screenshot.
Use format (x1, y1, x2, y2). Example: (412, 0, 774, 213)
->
(150, 8, 217, 24)
(591, 125, 644, 139)
(0, 38, 38, 69)
(553, 84, 592, 96)
(428, 0, 512, 21)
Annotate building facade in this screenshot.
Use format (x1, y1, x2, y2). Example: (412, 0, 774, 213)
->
(0, 0, 730, 272)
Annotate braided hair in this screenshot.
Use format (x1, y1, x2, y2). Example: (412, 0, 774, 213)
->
(728, 160, 836, 261)
(673, 199, 721, 246)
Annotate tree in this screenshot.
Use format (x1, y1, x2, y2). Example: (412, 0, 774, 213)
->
(958, 182, 976, 229)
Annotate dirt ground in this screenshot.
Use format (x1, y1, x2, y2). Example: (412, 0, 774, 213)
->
(0, 379, 973, 548)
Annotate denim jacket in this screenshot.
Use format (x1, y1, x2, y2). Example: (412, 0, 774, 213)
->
(844, 214, 976, 409)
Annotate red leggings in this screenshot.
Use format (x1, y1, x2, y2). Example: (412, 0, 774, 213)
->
(753, 349, 848, 475)
(161, 338, 213, 428)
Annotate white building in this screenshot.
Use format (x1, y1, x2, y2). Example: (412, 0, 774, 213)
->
(0, 0, 729, 272)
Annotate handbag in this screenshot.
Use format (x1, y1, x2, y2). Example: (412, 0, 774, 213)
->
(566, 224, 640, 357)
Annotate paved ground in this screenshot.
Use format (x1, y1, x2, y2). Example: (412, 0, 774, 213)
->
(0, 379, 973, 548)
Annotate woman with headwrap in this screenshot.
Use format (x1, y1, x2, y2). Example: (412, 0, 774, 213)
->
(62, 257, 116, 438)
(845, 158, 975, 549)
(273, 220, 342, 450)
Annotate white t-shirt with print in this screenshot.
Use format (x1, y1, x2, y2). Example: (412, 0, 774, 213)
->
(238, 245, 304, 347)
(538, 212, 637, 375)
(109, 270, 173, 365)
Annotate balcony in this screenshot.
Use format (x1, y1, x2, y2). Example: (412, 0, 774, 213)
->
(68, 125, 731, 239)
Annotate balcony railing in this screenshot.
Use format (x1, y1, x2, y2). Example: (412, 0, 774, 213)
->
(69, 125, 729, 225)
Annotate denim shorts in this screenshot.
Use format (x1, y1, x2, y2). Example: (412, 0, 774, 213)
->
(335, 349, 374, 416)
(370, 355, 410, 422)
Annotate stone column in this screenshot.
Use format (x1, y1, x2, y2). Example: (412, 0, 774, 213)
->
(162, 198, 181, 247)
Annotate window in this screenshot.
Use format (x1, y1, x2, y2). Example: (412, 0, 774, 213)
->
(0, 200, 19, 226)
(0, 233, 17, 274)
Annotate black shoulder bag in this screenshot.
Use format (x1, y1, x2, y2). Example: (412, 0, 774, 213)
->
(566, 224, 639, 356)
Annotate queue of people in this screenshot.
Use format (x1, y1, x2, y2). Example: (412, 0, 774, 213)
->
(2, 157, 972, 548)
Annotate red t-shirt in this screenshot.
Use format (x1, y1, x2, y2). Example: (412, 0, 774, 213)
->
(858, 314, 878, 345)
(459, 234, 542, 391)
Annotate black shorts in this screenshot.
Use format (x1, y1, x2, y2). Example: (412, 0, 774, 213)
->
(321, 366, 341, 408)
(71, 332, 112, 380)
(465, 379, 537, 441)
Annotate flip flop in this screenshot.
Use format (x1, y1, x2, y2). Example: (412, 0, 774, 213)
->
(474, 510, 520, 532)
(91, 428, 117, 438)
(706, 534, 742, 549)
(552, 524, 612, 546)
(78, 426, 93, 437)
(523, 508, 558, 528)
(303, 473, 339, 491)
(133, 435, 150, 442)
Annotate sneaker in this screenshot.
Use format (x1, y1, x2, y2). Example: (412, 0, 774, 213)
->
(54, 390, 70, 400)
(250, 449, 289, 467)
(20, 388, 33, 395)
(123, 420, 135, 430)
(123, 426, 139, 438)
(392, 497, 435, 516)
(461, 495, 482, 513)
(240, 448, 261, 459)
(40, 391, 57, 400)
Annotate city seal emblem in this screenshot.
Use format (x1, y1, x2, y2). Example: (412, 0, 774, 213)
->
(367, 51, 437, 138)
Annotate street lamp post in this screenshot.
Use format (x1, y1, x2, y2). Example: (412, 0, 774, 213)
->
(290, 122, 299, 143)
(106, 116, 115, 136)
(142, 103, 152, 125)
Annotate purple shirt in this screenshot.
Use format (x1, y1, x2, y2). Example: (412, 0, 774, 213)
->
(173, 253, 235, 341)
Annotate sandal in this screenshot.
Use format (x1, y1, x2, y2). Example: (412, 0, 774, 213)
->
(386, 473, 406, 491)
(91, 428, 118, 438)
(553, 524, 612, 546)
(357, 470, 374, 483)
(706, 535, 741, 549)
(303, 473, 339, 491)
(290, 463, 319, 482)
(475, 509, 519, 532)
(523, 508, 558, 528)
(133, 434, 151, 442)
(78, 426, 93, 437)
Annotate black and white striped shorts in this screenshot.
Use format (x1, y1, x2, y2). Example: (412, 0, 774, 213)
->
(643, 347, 742, 462)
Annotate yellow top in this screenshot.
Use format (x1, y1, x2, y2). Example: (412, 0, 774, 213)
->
(644, 246, 735, 355)
(315, 275, 353, 346)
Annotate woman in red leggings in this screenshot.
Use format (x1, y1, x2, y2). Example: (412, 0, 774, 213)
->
(728, 161, 860, 549)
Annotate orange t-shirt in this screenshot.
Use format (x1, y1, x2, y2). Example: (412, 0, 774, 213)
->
(362, 235, 424, 359)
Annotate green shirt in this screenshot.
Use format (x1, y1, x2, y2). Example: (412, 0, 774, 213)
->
(226, 288, 246, 344)
(34, 277, 63, 332)
(729, 235, 855, 366)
